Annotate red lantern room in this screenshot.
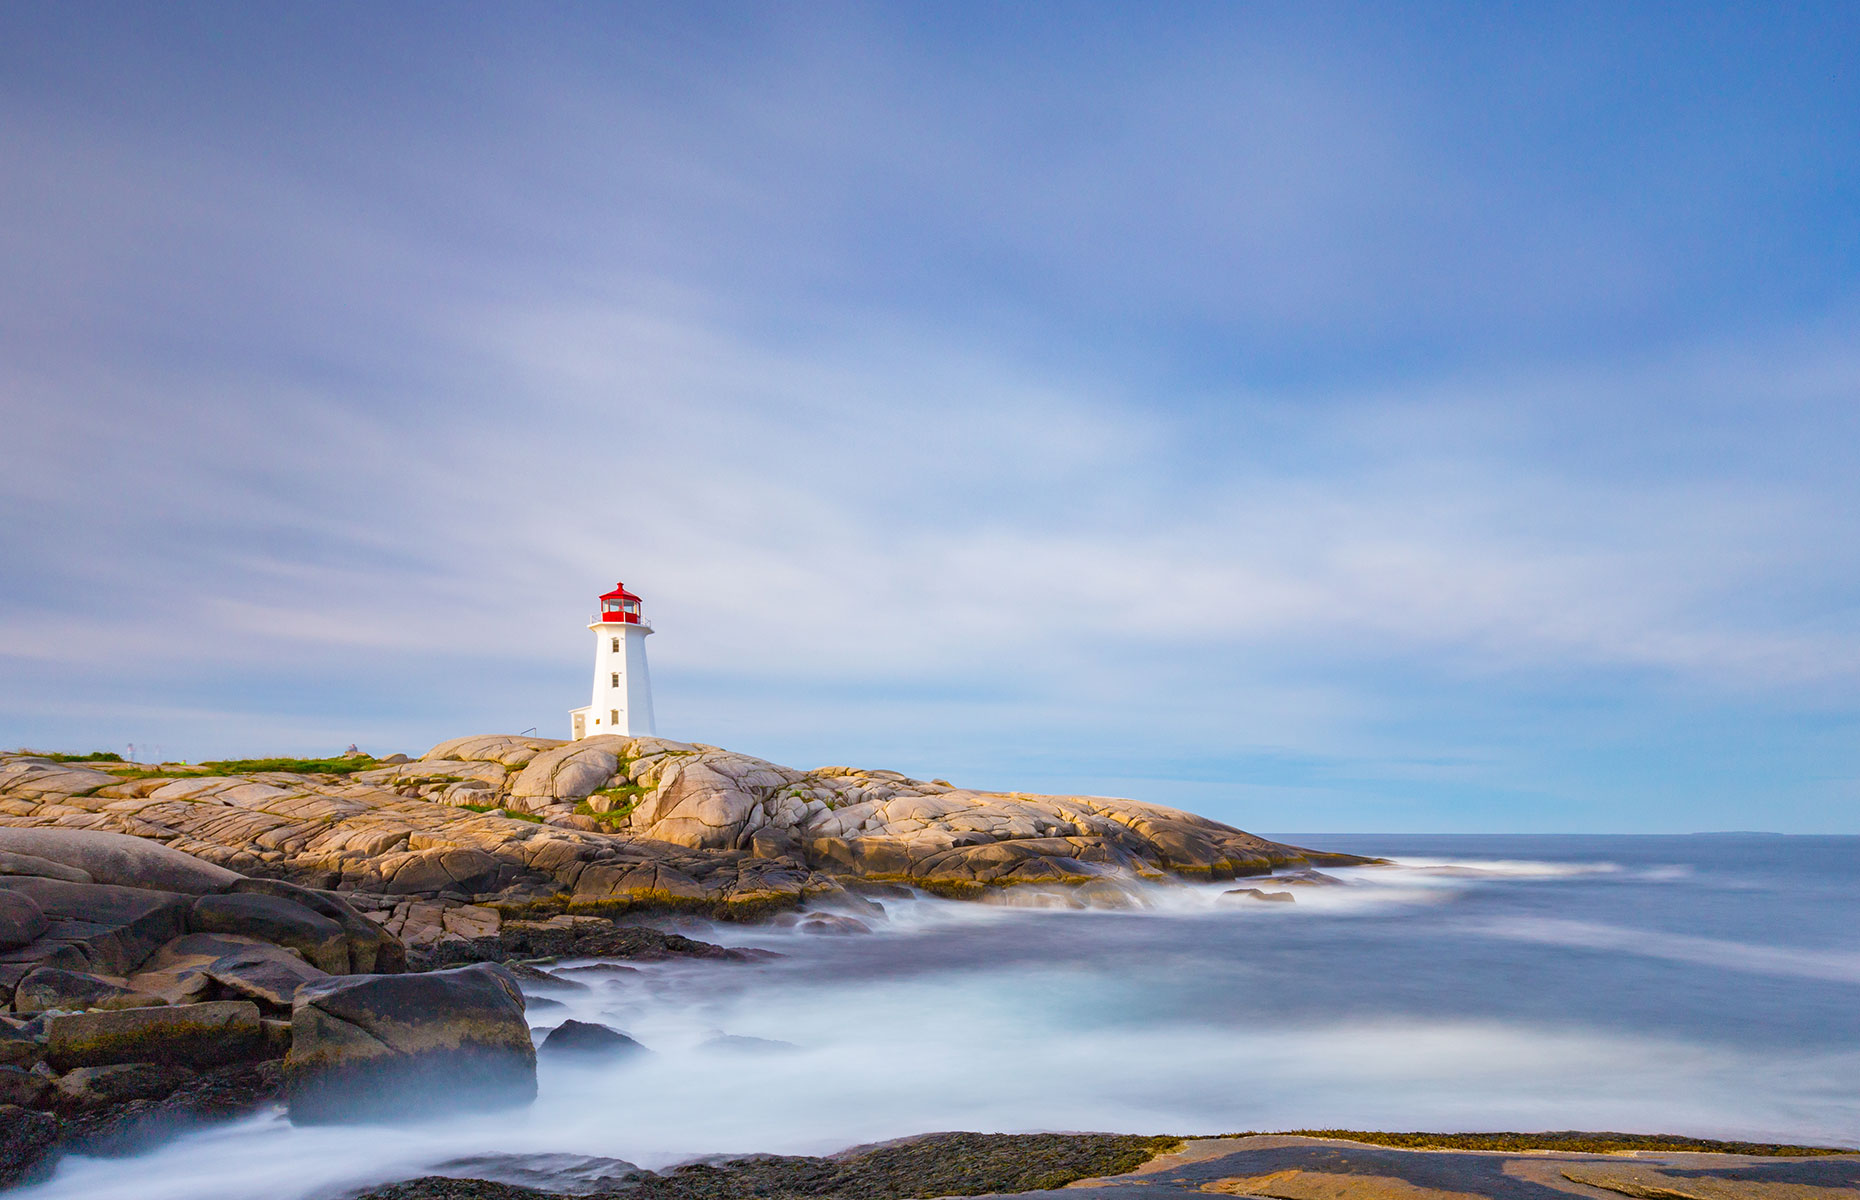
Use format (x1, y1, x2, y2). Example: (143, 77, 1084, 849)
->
(597, 582, 643, 624)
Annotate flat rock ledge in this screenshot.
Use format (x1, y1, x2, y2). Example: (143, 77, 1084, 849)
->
(0, 736, 1375, 936)
(348, 1132, 1860, 1200)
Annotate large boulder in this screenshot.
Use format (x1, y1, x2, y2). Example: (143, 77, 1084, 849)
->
(422, 735, 563, 767)
(627, 760, 761, 849)
(377, 847, 507, 896)
(538, 1019, 646, 1059)
(0, 894, 45, 952)
(0, 878, 191, 976)
(0, 830, 240, 894)
(13, 966, 163, 1014)
(284, 962, 535, 1123)
(510, 738, 626, 803)
(204, 944, 328, 1008)
(189, 893, 349, 974)
(45, 1000, 263, 1070)
(127, 932, 272, 1005)
(228, 878, 405, 973)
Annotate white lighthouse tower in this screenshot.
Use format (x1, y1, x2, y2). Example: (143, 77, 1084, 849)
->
(569, 580, 656, 740)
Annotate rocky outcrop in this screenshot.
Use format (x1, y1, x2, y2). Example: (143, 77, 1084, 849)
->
(283, 962, 536, 1123)
(0, 826, 422, 1181)
(0, 741, 1371, 922)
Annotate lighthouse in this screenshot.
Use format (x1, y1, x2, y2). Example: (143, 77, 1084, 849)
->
(569, 581, 656, 740)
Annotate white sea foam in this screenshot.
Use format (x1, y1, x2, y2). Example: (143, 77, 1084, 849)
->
(675, 854, 1663, 944)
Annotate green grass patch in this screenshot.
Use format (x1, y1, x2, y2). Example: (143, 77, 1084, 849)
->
(90, 756, 379, 779)
(39, 751, 124, 763)
(576, 782, 647, 830)
(194, 756, 379, 776)
(87, 755, 378, 782)
(1231, 1131, 1855, 1156)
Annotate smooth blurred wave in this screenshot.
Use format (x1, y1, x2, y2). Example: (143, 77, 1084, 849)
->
(20, 834, 1859, 1200)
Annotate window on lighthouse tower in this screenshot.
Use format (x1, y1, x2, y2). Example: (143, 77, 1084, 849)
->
(611, 637, 619, 652)
(610, 672, 619, 688)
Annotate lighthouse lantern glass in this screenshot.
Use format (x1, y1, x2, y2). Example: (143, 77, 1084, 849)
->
(597, 585, 643, 624)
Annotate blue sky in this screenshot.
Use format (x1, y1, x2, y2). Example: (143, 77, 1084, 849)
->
(2, 2, 1857, 832)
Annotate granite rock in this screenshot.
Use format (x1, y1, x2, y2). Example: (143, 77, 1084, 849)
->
(0, 878, 192, 976)
(45, 1000, 263, 1070)
(204, 944, 329, 1008)
(0, 893, 46, 952)
(0, 1104, 58, 1188)
(537, 1019, 646, 1059)
(0, 1066, 48, 1109)
(13, 967, 164, 1015)
(51, 1062, 196, 1112)
(190, 893, 349, 973)
(0, 829, 239, 894)
(285, 962, 536, 1123)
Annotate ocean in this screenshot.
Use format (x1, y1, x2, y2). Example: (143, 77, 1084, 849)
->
(20, 834, 1860, 1200)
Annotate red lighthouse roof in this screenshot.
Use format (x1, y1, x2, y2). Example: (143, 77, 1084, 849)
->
(597, 581, 644, 625)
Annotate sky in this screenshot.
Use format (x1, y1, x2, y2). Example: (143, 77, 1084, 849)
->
(2, 2, 1857, 833)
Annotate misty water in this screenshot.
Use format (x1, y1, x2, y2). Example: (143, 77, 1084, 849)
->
(21, 835, 1860, 1200)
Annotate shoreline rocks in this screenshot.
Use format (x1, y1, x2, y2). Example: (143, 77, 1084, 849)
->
(349, 1131, 1184, 1200)
(0, 828, 427, 1183)
(0, 739, 1378, 933)
(0, 742, 1383, 1181)
(341, 1132, 1860, 1200)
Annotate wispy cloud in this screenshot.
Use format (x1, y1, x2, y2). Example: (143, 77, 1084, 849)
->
(1, 4, 1856, 828)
